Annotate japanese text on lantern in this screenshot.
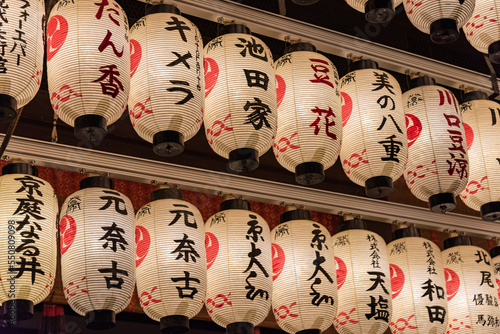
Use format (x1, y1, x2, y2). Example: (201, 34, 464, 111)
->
(473, 250, 500, 328)
(0, 0, 31, 71)
(421, 243, 446, 325)
(307, 224, 334, 306)
(244, 214, 269, 301)
(365, 234, 389, 322)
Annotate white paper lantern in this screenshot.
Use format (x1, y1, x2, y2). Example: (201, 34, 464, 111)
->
(135, 187, 206, 333)
(459, 92, 500, 221)
(205, 199, 272, 334)
(403, 76, 469, 213)
(271, 210, 337, 334)
(333, 219, 391, 334)
(345, 0, 396, 23)
(128, 5, 204, 157)
(388, 227, 448, 334)
(339, 59, 407, 198)
(490, 246, 500, 305)
(463, 0, 500, 64)
(442, 236, 500, 333)
(60, 176, 135, 330)
(403, 0, 475, 44)
(0, 163, 58, 322)
(0, 0, 44, 123)
(204, 25, 277, 173)
(273, 43, 341, 185)
(47, 0, 130, 142)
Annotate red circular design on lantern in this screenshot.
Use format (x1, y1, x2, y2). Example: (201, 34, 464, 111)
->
(130, 39, 142, 79)
(405, 113, 422, 148)
(271, 243, 285, 281)
(340, 92, 352, 127)
(275, 74, 286, 108)
(46, 15, 68, 62)
(496, 279, 500, 300)
(335, 256, 347, 289)
(135, 226, 151, 268)
(204, 57, 219, 98)
(205, 232, 219, 270)
(463, 122, 474, 151)
(390, 263, 405, 299)
(445, 268, 460, 301)
(60, 215, 77, 255)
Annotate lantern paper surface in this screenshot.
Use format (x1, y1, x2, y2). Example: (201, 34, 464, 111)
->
(60, 187, 135, 317)
(273, 51, 341, 173)
(388, 237, 447, 333)
(403, 86, 468, 203)
(333, 229, 391, 334)
(0, 0, 44, 109)
(205, 209, 272, 327)
(0, 174, 58, 305)
(128, 12, 204, 143)
(442, 245, 500, 333)
(204, 33, 277, 159)
(271, 221, 337, 333)
(491, 255, 500, 303)
(459, 99, 500, 212)
(339, 69, 407, 187)
(47, 0, 130, 127)
(463, 1, 500, 55)
(135, 198, 206, 321)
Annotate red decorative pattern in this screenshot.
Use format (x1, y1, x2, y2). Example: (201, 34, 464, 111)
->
(206, 114, 233, 145)
(446, 315, 471, 333)
(63, 277, 89, 301)
(460, 176, 489, 200)
(342, 149, 368, 175)
(405, 160, 438, 189)
(45, 273, 55, 290)
(206, 293, 232, 314)
(129, 97, 152, 126)
(390, 314, 418, 333)
(273, 302, 298, 322)
(51, 85, 83, 112)
(334, 308, 359, 328)
(139, 286, 162, 306)
(273, 132, 300, 158)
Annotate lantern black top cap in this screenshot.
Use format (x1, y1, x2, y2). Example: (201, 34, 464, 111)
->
(151, 187, 184, 201)
(463, 90, 490, 102)
(2, 162, 38, 177)
(280, 209, 311, 223)
(350, 59, 379, 71)
(337, 218, 367, 232)
(409, 75, 436, 89)
(284, 42, 317, 54)
(146, 4, 181, 15)
(443, 235, 472, 250)
(80, 176, 114, 190)
(221, 24, 251, 36)
(392, 226, 421, 240)
(220, 198, 251, 211)
(490, 245, 500, 259)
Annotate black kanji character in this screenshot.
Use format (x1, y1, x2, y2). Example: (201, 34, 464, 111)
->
(244, 242, 269, 277)
(167, 51, 192, 69)
(15, 175, 44, 197)
(371, 72, 394, 94)
(167, 80, 194, 105)
(244, 97, 272, 130)
(235, 37, 268, 61)
(365, 295, 389, 322)
(378, 135, 403, 162)
(245, 270, 269, 300)
(100, 222, 128, 252)
(243, 69, 269, 90)
(169, 204, 197, 228)
(171, 233, 200, 262)
(93, 64, 124, 98)
(165, 16, 191, 42)
(171, 271, 200, 298)
(98, 260, 128, 289)
(308, 251, 333, 283)
(377, 115, 402, 133)
(99, 190, 127, 215)
(366, 271, 389, 294)
(9, 256, 45, 284)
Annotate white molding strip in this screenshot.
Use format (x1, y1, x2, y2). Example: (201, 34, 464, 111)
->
(167, 0, 499, 98)
(3, 135, 497, 239)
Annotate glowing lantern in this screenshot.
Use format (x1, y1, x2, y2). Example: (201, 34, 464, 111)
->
(47, 0, 130, 142)
(60, 176, 135, 330)
(489, 245, 500, 302)
(135, 186, 206, 333)
(459, 91, 500, 221)
(0, 163, 58, 321)
(403, 76, 468, 212)
(333, 218, 391, 334)
(204, 25, 277, 173)
(205, 199, 272, 334)
(442, 235, 500, 332)
(128, 5, 204, 157)
(339, 59, 407, 198)
(271, 209, 337, 333)
(0, 0, 44, 123)
(273, 42, 341, 185)
(345, 0, 396, 23)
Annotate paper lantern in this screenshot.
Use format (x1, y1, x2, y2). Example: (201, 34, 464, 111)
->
(403, 76, 469, 212)
(0, 163, 58, 322)
(47, 0, 130, 142)
(459, 91, 500, 221)
(402, 0, 475, 44)
(0, 0, 44, 123)
(128, 5, 204, 157)
(489, 246, 500, 303)
(204, 25, 277, 173)
(463, 0, 500, 64)
(60, 176, 135, 330)
(135, 187, 206, 333)
(442, 236, 500, 333)
(273, 43, 341, 185)
(345, 0, 396, 23)
(271, 209, 337, 334)
(205, 199, 272, 334)
(339, 59, 407, 198)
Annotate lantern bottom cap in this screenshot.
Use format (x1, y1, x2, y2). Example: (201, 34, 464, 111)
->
(74, 115, 107, 143)
(480, 201, 500, 221)
(364, 0, 394, 24)
(153, 130, 185, 157)
(227, 322, 253, 334)
(85, 310, 116, 330)
(297, 329, 321, 334)
(160, 315, 189, 334)
(488, 41, 500, 64)
(429, 192, 456, 213)
(430, 18, 459, 44)
(0, 94, 17, 123)
(228, 148, 259, 173)
(365, 176, 393, 198)
(295, 162, 324, 185)
(1, 299, 34, 321)
(292, 0, 320, 4)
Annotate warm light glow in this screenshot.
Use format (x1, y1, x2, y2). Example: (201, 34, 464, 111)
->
(463, 0, 500, 59)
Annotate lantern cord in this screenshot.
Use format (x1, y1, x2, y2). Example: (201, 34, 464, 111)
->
(0, 107, 23, 159)
(51, 113, 59, 143)
(278, 0, 286, 16)
(484, 54, 499, 100)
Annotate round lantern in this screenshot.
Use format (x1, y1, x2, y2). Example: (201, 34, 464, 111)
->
(489, 244, 500, 303)
(333, 218, 391, 334)
(271, 209, 337, 334)
(128, 5, 204, 157)
(442, 235, 500, 333)
(339, 59, 407, 198)
(273, 42, 341, 185)
(402, 0, 475, 44)
(459, 91, 500, 221)
(0, 0, 44, 123)
(60, 176, 135, 330)
(0, 163, 58, 322)
(204, 24, 277, 173)
(135, 186, 206, 333)
(403, 76, 469, 213)
(205, 199, 272, 334)
(463, 1, 500, 64)
(345, 0, 396, 23)
(47, 0, 130, 142)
